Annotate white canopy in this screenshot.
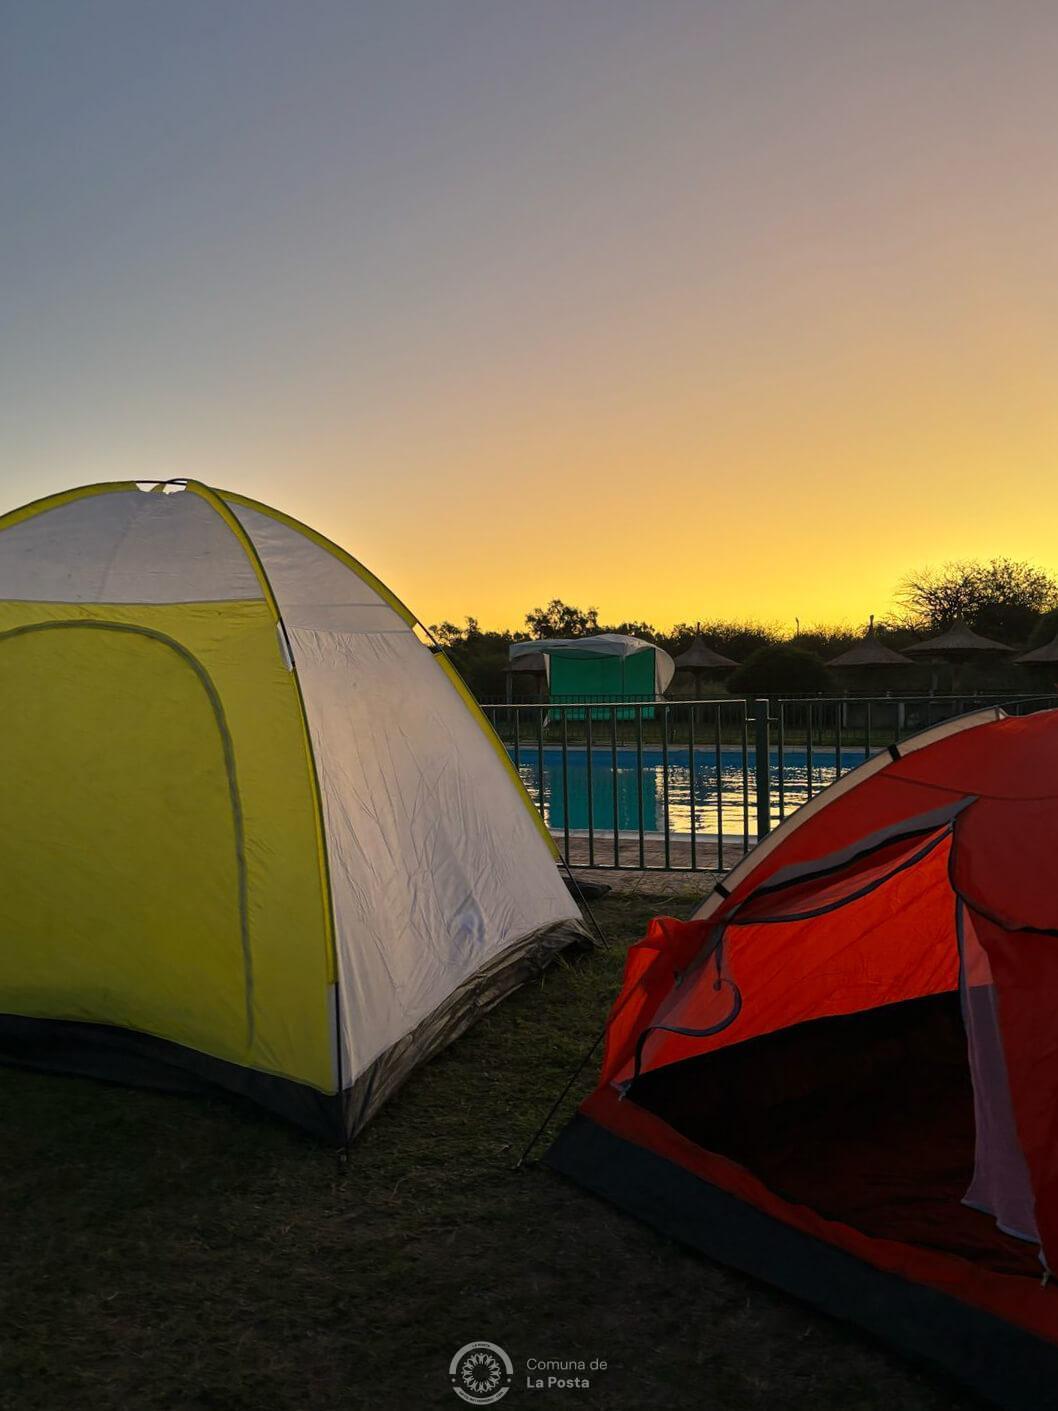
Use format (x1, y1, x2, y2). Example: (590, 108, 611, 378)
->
(509, 634, 675, 692)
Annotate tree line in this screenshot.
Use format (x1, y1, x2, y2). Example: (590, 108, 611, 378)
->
(430, 558, 1058, 699)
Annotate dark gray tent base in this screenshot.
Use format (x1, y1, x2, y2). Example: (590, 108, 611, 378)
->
(546, 1115, 1058, 1411)
(0, 918, 590, 1143)
(0, 1010, 345, 1138)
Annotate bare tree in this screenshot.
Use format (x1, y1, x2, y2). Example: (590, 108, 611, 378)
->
(597, 619, 657, 641)
(429, 619, 465, 647)
(891, 558, 1058, 644)
(524, 599, 599, 639)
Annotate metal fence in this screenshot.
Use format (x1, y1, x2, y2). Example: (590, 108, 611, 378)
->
(482, 693, 1058, 874)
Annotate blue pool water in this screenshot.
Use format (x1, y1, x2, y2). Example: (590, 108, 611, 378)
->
(506, 745, 879, 837)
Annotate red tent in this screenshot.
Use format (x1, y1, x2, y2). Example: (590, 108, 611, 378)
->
(548, 707, 1058, 1409)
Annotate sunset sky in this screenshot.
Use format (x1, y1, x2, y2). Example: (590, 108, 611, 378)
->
(3, 1, 1057, 632)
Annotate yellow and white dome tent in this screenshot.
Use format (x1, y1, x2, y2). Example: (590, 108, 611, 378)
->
(0, 480, 587, 1139)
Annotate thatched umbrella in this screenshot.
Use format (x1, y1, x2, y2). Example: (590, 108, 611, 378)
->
(829, 617, 913, 676)
(905, 620, 1012, 659)
(1015, 632, 1058, 685)
(905, 619, 1013, 690)
(672, 630, 737, 697)
(1016, 633, 1058, 666)
(503, 649, 547, 702)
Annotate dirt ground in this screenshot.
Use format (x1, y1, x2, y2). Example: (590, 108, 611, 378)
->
(0, 891, 982, 1411)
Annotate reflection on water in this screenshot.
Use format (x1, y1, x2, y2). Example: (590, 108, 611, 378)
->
(508, 745, 878, 837)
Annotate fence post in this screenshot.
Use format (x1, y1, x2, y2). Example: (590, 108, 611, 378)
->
(754, 698, 771, 841)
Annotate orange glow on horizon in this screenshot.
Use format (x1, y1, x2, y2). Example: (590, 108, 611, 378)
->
(3, 3, 1057, 633)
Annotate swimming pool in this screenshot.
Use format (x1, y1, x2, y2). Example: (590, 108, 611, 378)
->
(506, 744, 878, 837)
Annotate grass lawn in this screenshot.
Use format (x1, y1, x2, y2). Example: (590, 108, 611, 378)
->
(0, 890, 981, 1411)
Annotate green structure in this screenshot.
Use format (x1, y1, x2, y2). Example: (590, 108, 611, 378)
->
(508, 634, 675, 717)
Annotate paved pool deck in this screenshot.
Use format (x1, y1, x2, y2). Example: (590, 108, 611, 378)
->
(556, 831, 748, 897)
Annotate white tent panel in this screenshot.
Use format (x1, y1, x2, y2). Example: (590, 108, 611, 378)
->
(227, 501, 409, 634)
(0, 488, 262, 603)
(288, 625, 579, 1084)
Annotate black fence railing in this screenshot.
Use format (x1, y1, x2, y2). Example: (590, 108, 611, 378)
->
(482, 693, 1058, 874)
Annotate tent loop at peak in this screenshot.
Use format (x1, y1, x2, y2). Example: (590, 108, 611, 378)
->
(134, 480, 189, 494)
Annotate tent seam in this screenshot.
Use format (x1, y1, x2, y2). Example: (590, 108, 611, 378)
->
(185, 482, 344, 1097)
(215, 487, 556, 859)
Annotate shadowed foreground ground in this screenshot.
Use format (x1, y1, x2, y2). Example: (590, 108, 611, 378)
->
(0, 892, 981, 1411)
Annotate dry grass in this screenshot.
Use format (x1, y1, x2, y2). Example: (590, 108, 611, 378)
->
(0, 892, 981, 1410)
